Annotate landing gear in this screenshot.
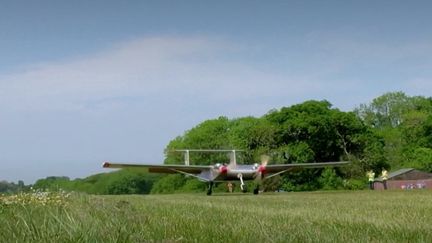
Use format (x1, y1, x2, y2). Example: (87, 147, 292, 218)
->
(238, 174, 247, 193)
(241, 184, 248, 193)
(253, 185, 259, 195)
(207, 181, 214, 196)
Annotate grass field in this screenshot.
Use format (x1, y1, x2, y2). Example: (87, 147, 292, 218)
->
(1, 190, 431, 242)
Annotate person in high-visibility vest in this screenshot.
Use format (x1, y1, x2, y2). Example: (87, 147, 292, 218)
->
(381, 169, 389, 190)
(367, 170, 375, 190)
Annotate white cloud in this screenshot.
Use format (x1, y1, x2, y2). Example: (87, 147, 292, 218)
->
(1, 35, 431, 116)
(0, 36, 324, 114)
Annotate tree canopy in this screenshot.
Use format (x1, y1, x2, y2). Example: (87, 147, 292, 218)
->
(23, 91, 432, 194)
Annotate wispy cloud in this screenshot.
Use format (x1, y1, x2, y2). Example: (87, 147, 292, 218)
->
(3, 35, 429, 115)
(0, 35, 313, 111)
(0, 36, 321, 114)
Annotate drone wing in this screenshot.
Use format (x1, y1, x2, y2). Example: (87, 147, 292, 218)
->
(102, 162, 212, 177)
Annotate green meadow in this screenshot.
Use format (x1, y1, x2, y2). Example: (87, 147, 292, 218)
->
(1, 190, 431, 242)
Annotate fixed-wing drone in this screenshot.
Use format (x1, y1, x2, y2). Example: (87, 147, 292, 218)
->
(103, 149, 349, 195)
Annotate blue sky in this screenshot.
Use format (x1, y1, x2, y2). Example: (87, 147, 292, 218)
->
(1, 1, 432, 183)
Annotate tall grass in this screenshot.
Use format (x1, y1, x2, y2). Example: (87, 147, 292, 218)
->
(1, 190, 431, 242)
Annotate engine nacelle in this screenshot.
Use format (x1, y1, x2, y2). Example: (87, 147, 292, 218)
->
(257, 165, 266, 174)
(219, 165, 228, 174)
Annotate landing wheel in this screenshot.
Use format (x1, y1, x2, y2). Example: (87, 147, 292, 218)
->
(253, 187, 259, 195)
(207, 181, 214, 196)
(241, 184, 247, 193)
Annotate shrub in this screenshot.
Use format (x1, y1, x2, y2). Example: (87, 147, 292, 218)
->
(318, 168, 344, 190)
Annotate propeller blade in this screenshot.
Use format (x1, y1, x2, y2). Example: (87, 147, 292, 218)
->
(260, 155, 269, 166)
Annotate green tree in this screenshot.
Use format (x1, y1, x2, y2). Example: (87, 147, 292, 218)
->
(0, 181, 19, 193)
(180, 178, 206, 192)
(165, 116, 232, 165)
(150, 174, 186, 194)
(105, 170, 154, 194)
(273, 142, 314, 164)
(31, 170, 160, 195)
(356, 93, 432, 171)
(228, 117, 277, 150)
(265, 100, 365, 162)
(355, 91, 413, 128)
(262, 175, 283, 192)
(318, 168, 343, 190)
(33, 176, 71, 191)
(404, 147, 432, 172)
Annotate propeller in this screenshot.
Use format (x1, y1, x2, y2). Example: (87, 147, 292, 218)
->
(260, 155, 269, 167)
(219, 164, 228, 174)
(255, 155, 269, 181)
(214, 163, 229, 174)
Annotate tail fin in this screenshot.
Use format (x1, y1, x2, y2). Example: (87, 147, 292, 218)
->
(229, 150, 237, 168)
(171, 149, 242, 166)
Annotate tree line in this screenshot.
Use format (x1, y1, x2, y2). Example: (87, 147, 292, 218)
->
(3, 91, 431, 194)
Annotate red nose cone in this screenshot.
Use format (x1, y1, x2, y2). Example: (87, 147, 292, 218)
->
(258, 165, 266, 173)
(102, 162, 111, 168)
(219, 166, 228, 174)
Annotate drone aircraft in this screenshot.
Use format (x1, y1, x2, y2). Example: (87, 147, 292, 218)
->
(103, 149, 349, 195)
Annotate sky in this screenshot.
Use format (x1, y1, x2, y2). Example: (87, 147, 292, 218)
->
(1, 1, 432, 183)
